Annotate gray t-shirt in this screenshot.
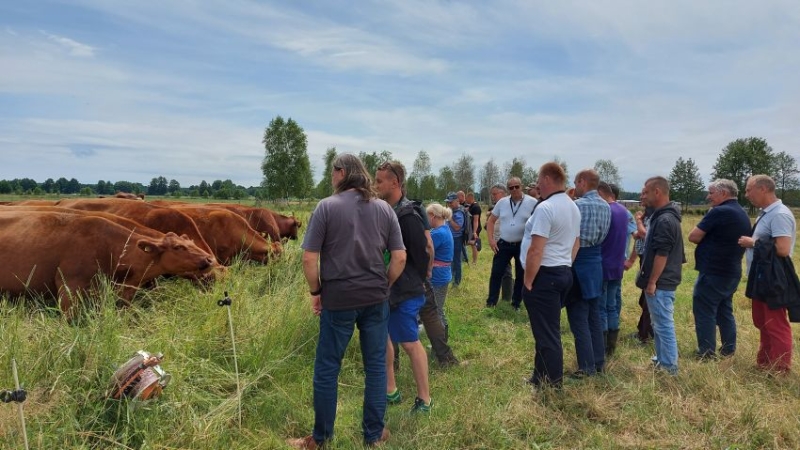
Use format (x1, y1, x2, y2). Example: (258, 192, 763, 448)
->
(746, 199, 796, 273)
(302, 190, 405, 310)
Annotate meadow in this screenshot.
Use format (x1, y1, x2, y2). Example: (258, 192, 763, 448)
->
(1, 199, 800, 449)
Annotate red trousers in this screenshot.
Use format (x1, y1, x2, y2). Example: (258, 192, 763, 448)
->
(751, 299, 792, 372)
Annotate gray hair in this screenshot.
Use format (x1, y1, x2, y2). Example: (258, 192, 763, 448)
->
(491, 183, 507, 194)
(708, 179, 738, 198)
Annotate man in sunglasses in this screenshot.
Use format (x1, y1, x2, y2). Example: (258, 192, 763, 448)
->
(485, 176, 538, 310)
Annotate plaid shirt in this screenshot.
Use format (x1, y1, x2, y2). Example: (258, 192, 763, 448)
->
(575, 190, 611, 247)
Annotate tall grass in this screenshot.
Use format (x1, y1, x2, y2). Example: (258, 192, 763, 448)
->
(2, 210, 800, 449)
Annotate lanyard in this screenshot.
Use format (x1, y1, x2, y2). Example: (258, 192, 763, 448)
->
(509, 197, 523, 220)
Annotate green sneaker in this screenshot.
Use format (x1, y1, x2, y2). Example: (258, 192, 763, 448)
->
(410, 397, 432, 413)
(386, 389, 401, 405)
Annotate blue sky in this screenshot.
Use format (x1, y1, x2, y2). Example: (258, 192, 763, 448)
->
(2, 1, 799, 192)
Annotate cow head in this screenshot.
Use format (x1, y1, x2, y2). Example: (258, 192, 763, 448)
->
(138, 232, 215, 276)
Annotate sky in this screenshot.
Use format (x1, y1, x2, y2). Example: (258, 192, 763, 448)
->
(2, 1, 799, 193)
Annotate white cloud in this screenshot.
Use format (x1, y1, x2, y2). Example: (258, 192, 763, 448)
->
(41, 31, 96, 57)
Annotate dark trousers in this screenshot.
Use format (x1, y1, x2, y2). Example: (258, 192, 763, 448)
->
(636, 258, 654, 341)
(501, 264, 513, 301)
(566, 295, 605, 374)
(418, 281, 458, 365)
(693, 272, 739, 357)
(523, 266, 572, 387)
(487, 240, 524, 307)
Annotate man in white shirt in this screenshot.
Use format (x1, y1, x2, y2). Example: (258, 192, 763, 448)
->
(485, 177, 538, 310)
(521, 162, 580, 388)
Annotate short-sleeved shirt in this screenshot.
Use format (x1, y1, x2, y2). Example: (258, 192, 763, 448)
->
(430, 224, 453, 286)
(491, 195, 538, 243)
(574, 190, 610, 247)
(694, 199, 751, 278)
(624, 208, 637, 259)
(601, 201, 631, 280)
(468, 202, 482, 235)
(746, 199, 797, 273)
(302, 190, 405, 310)
(521, 192, 581, 269)
(449, 207, 466, 238)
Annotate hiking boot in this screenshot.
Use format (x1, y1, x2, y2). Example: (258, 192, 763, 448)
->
(386, 389, 402, 405)
(410, 396, 432, 413)
(366, 428, 391, 447)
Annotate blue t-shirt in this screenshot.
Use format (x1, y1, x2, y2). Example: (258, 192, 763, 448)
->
(449, 208, 466, 238)
(695, 199, 751, 278)
(430, 224, 453, 286)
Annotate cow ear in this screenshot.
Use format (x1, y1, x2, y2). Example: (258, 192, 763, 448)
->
(137, 238, 164, 254)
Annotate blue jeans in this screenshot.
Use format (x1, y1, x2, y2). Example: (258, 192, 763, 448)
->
(313, 302, 388, 444)
(451, 236, 463, 286)
(599, 279, 622, 331)
(566, 296, 605, 374)
(693, 273, 739, 357)
(646, 289, 678, 374)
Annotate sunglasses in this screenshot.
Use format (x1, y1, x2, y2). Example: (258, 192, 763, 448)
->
(507, 185, 521, 190)
(378, 162, 404, 184)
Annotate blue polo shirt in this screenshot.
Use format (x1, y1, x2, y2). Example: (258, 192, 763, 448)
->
(694, 199, 752, 278)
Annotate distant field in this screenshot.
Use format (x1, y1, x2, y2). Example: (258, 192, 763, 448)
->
(1, 199, 800, 449)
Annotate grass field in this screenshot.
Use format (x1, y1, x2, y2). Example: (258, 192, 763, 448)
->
(1, 200, 800, 449)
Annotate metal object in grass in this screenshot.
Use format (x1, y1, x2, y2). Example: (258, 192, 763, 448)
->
(1, 358, 30, 450)
(218, 290, 242, 428)
(107, 350, 171, 400)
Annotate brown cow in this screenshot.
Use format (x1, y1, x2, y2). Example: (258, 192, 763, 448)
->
(149, 200, 300, 242)
(271, 212, 302, 240)
(53, 198, 217, 264)
(3, 206, 225, 281)
(199, 203, 282, 242)
(0, 211, 215, 318)
(158, 205, 282, 265)
(114, 192, 145, 200)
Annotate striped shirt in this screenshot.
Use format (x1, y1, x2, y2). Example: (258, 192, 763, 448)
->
(575, 190, 611, 247)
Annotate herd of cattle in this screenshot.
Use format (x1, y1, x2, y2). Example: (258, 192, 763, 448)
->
(0, 195, 301, 318)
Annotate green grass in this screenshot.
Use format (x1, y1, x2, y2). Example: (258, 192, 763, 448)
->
(2, 207, 800, 449)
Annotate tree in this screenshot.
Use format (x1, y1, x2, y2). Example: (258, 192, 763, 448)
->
(436, 166, 458, 199)
(772, 151, 799, 200)
(358, 150, 393, 177)
(504, 157, 526, 181)
(168, 179, 181, 194)
(452, 153, 476, 193)
(0, 180, 11, 194)
(410, 150, 432, 181)
(711, 137, 775, 203)
(405, 176, 420, 200)
(67, 178, 81, 194)
(478, 158, 502, 200)
(556, 157, 570, 186)
(261, 116, 314, 200)
(669, 157, 704, 208)
(420, 175, 437, 201)
(148, 176, 168, 196)
(594, 159, 622, 186)
(42, 178, 55, 193)
(315, 147, 338, 198)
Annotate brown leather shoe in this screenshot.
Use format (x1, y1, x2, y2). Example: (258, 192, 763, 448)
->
(286, 435, 322, 449)
(367, 428, 391, 447)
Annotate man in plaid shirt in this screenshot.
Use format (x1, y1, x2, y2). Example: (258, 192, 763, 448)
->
(565, 169, 611, 378)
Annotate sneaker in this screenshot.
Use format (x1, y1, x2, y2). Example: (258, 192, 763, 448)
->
(286, 435, 322, 449)
(410, 396, 432, 413)
(386, 389, 402, 405)
(366, 428, 391, 447)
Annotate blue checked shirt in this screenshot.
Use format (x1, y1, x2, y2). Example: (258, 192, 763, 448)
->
(575, 190, 611, 247)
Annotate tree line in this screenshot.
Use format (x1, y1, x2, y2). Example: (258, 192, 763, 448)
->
(6, 117, 798, 208)
(261, 116, 799, 207)
(0, 176, 259, 200)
